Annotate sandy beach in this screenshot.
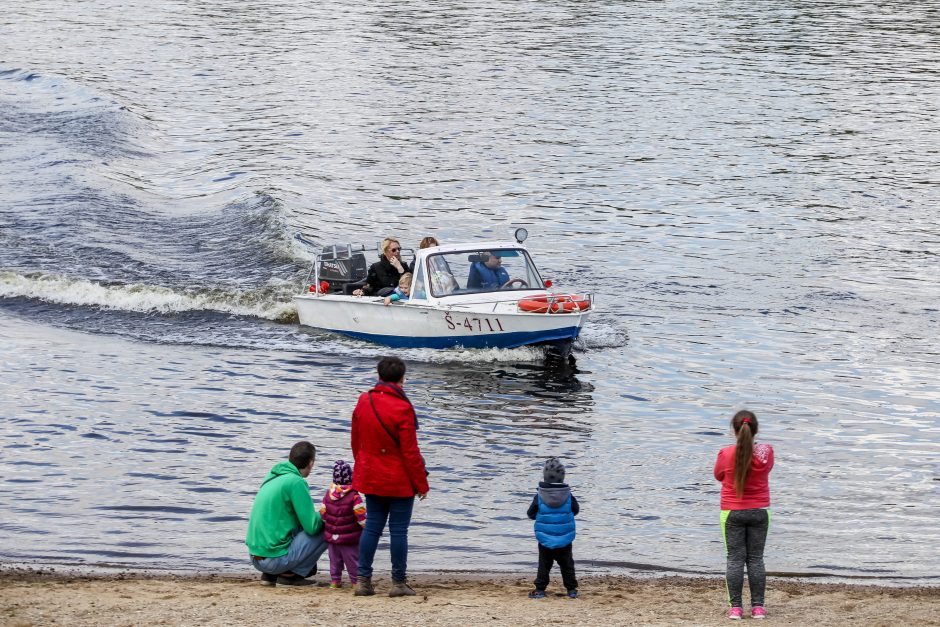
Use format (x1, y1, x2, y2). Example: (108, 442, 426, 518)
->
(1, 568, 937, 627)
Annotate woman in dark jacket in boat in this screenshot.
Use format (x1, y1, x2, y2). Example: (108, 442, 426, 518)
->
(351, 356, 429, 598)
(353, 237, 406, 296)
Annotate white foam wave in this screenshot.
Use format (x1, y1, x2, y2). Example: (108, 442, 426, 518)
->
(404, 344, 547, 364)
(577, 324, 629, 349)
(0, 271, 298, 322)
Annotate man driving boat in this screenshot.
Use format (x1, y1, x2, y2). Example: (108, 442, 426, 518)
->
(467, 251, 510, 290)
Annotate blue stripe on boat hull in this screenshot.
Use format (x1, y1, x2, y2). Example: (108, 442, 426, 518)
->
(324, 326, 582, 349)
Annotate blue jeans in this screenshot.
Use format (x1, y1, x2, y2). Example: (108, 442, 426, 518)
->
(357, 495, 415, 581)
(249, 528, 327, 578)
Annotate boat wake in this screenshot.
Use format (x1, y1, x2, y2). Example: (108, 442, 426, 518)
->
(0, 271, 299, 323)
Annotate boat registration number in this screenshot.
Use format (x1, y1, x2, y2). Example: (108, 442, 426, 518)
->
(444, 313, 505, 332)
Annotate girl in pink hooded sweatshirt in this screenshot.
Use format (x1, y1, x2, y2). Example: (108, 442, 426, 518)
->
(714, 410, 774, 620)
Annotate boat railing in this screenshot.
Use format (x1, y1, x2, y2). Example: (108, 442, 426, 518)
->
(295, 233, 371, 260)
(294, 233, 415, 295)
(443, 292, 593, 314)
(296, 234, 363, 293)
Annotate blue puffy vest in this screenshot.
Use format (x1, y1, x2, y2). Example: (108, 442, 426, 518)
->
(534, 494, 576, 548)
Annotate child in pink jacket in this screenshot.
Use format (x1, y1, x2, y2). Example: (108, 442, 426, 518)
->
(319, 460, 366, 588)
(714, 410, 774, 620)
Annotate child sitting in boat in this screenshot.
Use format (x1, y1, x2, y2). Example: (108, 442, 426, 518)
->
(383, 273, 412, 306)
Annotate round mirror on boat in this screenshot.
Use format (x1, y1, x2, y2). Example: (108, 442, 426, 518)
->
(514, 227, 528, 243)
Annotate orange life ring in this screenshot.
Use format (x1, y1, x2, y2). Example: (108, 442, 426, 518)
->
(567, 295, 590, 311)
(517, 294, 590, 314)
(518, 298, 550, 313)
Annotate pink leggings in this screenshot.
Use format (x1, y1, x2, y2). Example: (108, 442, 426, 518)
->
(328, 543, 359, 584)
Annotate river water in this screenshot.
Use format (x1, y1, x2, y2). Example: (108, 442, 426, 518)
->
(1, 1, 938, 583)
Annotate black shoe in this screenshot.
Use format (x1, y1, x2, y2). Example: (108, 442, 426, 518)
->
(260, 572, 277, 586)
(276, 574, 315, 586)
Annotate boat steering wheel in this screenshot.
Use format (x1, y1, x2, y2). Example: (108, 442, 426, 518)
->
(501, 278, 529, 289)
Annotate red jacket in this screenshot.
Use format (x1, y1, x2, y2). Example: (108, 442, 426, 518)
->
(714, 443, 774, 510)
(351, 382, 429, 497)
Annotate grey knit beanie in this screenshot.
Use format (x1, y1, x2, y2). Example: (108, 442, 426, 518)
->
(543, 457, 566, 483)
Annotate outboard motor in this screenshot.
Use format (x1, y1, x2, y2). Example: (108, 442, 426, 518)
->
(318, 244, 368, 293)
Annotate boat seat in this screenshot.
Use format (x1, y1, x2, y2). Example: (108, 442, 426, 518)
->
(344, 279, 367, 295)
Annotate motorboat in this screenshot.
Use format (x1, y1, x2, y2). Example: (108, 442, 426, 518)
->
(292, 229, 593, 359)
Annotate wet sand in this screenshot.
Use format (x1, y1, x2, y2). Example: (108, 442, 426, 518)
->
(1, 569, 937, 626)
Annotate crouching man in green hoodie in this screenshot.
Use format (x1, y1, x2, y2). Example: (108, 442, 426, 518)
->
(246, 441, 327, 586)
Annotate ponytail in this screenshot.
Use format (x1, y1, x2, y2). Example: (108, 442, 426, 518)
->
(731, 410, 758, 498)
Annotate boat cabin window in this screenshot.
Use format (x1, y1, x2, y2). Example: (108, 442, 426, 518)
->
(426, 249, 543, 298)
(410, 263, 427, 300)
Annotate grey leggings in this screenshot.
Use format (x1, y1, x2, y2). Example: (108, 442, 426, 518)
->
(721, 508, 770, 608)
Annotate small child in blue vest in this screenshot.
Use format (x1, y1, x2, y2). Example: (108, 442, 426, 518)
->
(526, 457, 579, 599)
(383, 273, 412, 306)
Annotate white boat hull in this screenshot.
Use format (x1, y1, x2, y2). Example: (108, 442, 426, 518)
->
(293, 294, 588, 349)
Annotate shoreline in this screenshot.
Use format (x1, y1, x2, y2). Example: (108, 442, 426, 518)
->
(1, 560, 934, 587)
(2, 568, 937, 626)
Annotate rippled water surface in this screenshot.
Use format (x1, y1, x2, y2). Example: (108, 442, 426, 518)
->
(1, 1, 938, 582)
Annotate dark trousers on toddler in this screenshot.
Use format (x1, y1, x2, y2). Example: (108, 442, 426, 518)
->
(328, 542, 359, 585)
(534, 542, 578, 591)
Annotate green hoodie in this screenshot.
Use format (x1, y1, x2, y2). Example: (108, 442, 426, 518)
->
(245, 461, 323, 557)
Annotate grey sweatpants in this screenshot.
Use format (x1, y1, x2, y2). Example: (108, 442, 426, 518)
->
(720, 508, 770, 608)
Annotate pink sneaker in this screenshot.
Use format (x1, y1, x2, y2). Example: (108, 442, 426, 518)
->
(727, 607, 743, 620)
(751, 607, 767, 619)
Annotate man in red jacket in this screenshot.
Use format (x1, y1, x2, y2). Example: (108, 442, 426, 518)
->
(351, 356, 429, 598)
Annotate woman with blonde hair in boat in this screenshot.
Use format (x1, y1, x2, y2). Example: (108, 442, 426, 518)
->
(353, 237, 406, 297)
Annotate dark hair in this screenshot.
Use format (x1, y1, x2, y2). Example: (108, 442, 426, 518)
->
(377, 356, 406, 383)
(289, 441, 316, 470)
(731, 410, 758, 498)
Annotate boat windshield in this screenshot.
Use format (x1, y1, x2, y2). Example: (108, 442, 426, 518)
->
(424, 248, 544, 298)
